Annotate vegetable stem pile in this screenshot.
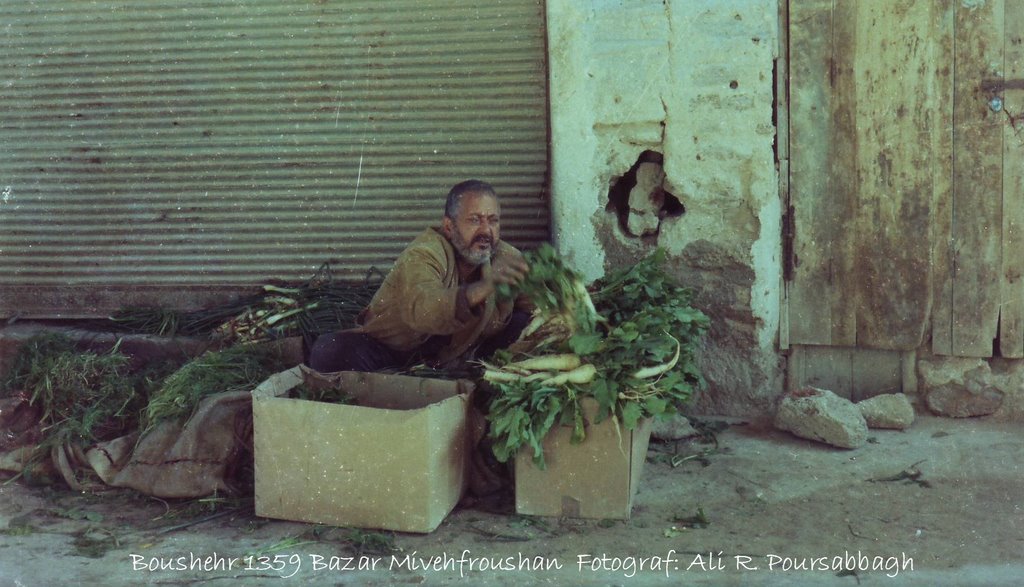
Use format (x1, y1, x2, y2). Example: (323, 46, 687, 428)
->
(486, 246, 709, 468)
(0, 333, 179, 479)
(110, 264, 379, 347)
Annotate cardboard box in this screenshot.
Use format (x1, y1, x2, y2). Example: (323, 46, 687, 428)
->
(514, 398, 653, 520)
(252, 366, 474, 533)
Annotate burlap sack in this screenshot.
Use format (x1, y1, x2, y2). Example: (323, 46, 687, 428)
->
(86, 390, 253, 498)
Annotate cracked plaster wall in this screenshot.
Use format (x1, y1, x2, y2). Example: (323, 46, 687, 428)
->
(547, 0, 782, 416)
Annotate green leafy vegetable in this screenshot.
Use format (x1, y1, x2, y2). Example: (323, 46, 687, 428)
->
(498, 244, 598, 354)
(485, 247, 710, 468)
(142, 343, 291, 433)
(1, 335, 145, 447)
(0, 333, 177, 480)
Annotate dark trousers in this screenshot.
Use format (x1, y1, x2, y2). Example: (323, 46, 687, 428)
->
(306, 331, 410, 373)
(306, 310, 531, 373)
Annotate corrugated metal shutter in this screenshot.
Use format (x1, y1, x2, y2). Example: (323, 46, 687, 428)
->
(0, 0, 549, 318)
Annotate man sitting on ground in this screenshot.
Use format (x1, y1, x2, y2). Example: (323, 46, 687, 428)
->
(307, 179, 531, 373)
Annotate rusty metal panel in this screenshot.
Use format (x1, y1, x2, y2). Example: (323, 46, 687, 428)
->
(0, 0, 549, 317)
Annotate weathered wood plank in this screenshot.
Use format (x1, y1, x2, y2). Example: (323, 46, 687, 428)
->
(828, 0, 860, 346)
(850, 349, 902, 401)
(900, 350, 918, 394)
(952, 0, 1004, 357)
(789, 345, 903, 402)
(787, 0, 856, 346)
(1000, 0, 1024, 358)
(852, 0, 936, 350)
(789, 345, 853, 399)
(787, 0, 834, 346)
(931, 4, 956, 356)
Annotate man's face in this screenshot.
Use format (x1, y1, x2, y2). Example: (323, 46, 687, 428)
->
(443, 192, 500, 266)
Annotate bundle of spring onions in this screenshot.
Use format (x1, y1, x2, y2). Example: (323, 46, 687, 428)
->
(110, 264, 380, 347)
(485, 246, 709, 468)
(211, 284, 320, 344)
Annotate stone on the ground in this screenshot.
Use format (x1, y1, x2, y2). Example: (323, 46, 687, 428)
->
(857, 393, 915, 429)
(918, 358, 1003, 417)
(925, 383, 1003, 418)
(650, 414, 698, 441)
(774, 387, 868, 449)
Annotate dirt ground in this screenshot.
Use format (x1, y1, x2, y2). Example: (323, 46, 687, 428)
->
(1, 413, 1022, 587)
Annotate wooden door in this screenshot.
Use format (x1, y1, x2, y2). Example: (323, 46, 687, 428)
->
(785, 0, 1024, 374)
(1002, 1, 1024, 358)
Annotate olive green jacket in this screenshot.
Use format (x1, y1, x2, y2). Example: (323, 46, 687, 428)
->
(356, 228, 520, 364)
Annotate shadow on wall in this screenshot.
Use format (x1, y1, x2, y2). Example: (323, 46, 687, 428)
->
(606, 150, 685, 241)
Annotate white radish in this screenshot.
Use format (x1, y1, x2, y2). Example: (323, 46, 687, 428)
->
(631, 333, 681, 379)
(540, 363, 597, 386)
(483, 369, 522, 384)
(483, 369, 560, 384)
(523, 371, 556, 383)
(509, 353, 582, 372)
(520, 314, 548, 339)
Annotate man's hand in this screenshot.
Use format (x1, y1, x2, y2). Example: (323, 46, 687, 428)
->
(491, 250, 529, 286)
(465, 250, 530, 308)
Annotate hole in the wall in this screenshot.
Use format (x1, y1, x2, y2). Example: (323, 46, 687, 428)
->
(729, 80, 739, 89)
(606, 150, 685, 239)
(661, 190, 685, 217)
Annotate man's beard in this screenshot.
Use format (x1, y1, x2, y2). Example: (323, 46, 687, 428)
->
(450, 230, 494, 266)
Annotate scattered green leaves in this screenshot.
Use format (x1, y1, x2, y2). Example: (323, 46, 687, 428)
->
(343, 529, 397, 556)
(244, 535, 318, 560)
(49, 508, 104, 523)
(0, 515, 36, 536)
(288, 382, 353, 405)
(673, 507, 710, 529)
(71, 528, 120, 558)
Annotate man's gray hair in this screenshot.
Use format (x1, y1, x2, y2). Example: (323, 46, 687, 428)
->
(444, 179, 496, 219)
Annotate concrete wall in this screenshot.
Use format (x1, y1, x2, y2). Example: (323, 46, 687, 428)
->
(546, 0, 782, 416)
